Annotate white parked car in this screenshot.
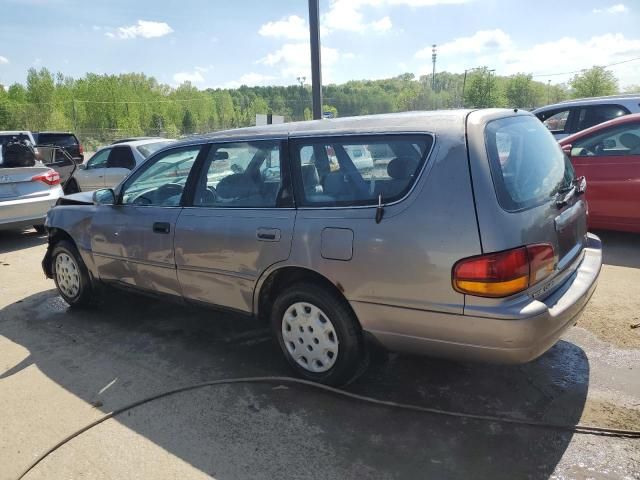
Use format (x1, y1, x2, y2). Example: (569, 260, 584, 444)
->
(0, 165, 63, 232)
(343, 144, 374, 171)
(66, 138, 175, 192)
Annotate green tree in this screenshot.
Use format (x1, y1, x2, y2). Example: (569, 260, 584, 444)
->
(505, 74, 537, 108)
(569, 66, 618, 98)
(182, 109, 195, 134)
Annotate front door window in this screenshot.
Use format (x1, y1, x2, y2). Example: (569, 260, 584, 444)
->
(121, 146, 201, 206)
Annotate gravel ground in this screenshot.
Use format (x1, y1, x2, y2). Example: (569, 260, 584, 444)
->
(0, 228, 638, 480)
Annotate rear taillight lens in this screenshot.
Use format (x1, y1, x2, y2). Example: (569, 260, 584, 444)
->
(32, 170, 61, 186)
(78, 143, 84, 155)
(453, 244, 556, 298)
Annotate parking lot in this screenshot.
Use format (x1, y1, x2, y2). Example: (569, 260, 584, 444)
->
(0, 229, 638, 480)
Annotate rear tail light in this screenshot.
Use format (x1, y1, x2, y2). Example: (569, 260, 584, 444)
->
(78, 143, 84, 155)
(32, 170, 61, 186)
(453, 244, 556, 298)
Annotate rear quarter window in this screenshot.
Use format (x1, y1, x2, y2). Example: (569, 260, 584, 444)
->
(486, 116, 573, 211)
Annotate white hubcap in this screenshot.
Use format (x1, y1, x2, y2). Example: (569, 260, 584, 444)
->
(281, 302, 339, 373)
(55, 253, 80, 298)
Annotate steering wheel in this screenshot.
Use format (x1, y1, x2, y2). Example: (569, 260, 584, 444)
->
(133, 194, 153, 205)
(203, 186, 217, 204)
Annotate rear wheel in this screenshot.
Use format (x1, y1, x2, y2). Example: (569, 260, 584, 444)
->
(271, 283, 366, 385)
(51, 240, 96, 307)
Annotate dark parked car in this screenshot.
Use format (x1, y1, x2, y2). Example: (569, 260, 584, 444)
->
(42, 110, 602, 385)
(533, 95, 640, 139)
(559, 113, 640, 233)
(34, 132, 84, 185)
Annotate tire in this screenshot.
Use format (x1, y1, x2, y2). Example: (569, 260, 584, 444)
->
(271, 283, 366, 386)
(64, 179, 80, 194)
(51, 240, 96, 308)
(33, 225, 46, 234)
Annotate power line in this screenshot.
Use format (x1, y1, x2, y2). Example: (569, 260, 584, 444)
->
(531, 56, 640, 78)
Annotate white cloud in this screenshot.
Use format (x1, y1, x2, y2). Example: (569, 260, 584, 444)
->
(110, 20, 174, 40)
(91, 25, 102, 31)
(593, 3, 628, 13)
(371, 16, 393, 32)
(259, 15, 309, 40)
(418, 30, 640, 87)
(0, 56, 8, 64)
(258, 42, 341, 81)
(417, 29, 512, 58)
(195, 65, 213, 73)
(222, 72, 278, 89)
(173, 71, 205, 85)
(322, 0, 468, 34)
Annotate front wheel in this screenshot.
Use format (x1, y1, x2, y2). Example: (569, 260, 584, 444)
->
(271, 283, 366, 385)
(51, 240, 96, 307)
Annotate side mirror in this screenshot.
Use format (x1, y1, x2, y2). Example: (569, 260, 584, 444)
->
(78, 163, 87, 170)
(561, 143, 572, 156)
(93, 188, 116, 205)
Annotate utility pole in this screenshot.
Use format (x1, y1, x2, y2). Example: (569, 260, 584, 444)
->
(547, 79, 551, 104)
(308, 0, 322, 120)
(487, 69, 496, 107)
(431, 44, 437, 91)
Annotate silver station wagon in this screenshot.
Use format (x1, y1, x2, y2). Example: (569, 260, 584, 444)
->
(42, 110, 602, 385)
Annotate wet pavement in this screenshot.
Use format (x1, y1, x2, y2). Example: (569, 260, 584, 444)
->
(0, 229, 639, 479)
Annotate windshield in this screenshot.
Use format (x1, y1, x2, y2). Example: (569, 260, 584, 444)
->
(137, 141, 173, 158)
(485, 116, 573, 211)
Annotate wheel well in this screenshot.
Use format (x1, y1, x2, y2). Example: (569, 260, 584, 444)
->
(258, 267, 358, 326)
(42, 228, 77, 278)
(48, 227, 76, 248)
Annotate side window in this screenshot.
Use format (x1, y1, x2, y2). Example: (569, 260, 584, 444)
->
(575, 105, 629, 132)
(294, 135, 432, 207)
(121, 146, 201, 206)
(193, 141, 282, 208)
(86, 149, 110, 169)
(572, 123, 640, 157)
(539, 109, 570, 133)
(107, 146, 136, 170)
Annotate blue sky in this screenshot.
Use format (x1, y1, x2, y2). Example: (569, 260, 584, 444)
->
(1, 0, 639, 89)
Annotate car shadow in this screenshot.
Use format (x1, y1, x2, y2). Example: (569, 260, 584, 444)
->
(0, 228, 47, 255)
(594, 229, 640, 269)
(0, 289, 589, 479)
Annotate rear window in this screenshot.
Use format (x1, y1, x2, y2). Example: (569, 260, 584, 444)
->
(36, 133, 78, 147)
(486, 116, 574, 211)
(137, 141, 173, 158)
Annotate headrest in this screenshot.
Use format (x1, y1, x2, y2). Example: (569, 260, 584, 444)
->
(387, 157, 417, 179)
(619, 133, 640, 150)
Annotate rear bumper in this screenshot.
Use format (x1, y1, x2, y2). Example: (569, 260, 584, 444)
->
(0, 187, 63, 230)
(354, 233, 602, 364)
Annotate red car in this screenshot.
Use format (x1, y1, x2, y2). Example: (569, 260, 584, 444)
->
(559, 113, 640, 233)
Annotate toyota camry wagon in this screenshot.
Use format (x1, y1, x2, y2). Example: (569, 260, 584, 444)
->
(42, 110, 602, 385)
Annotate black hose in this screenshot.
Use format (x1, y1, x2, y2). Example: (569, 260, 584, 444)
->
(16, 375, 640, 480)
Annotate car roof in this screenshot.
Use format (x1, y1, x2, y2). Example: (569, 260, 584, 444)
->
(533, 95, 640, 113)
(36, 131, 76, 135)
(97, 138, 175, 150)
(560, 112, 640, 145)
(173, 110, 484, 147)
(0, 131, 33, 135)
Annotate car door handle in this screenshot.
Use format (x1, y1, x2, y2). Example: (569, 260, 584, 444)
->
(256, 228, 281, 242)
(153, 222, 171, 234)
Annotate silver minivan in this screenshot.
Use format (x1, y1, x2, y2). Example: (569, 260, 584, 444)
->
(42, 110, 602, 385)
